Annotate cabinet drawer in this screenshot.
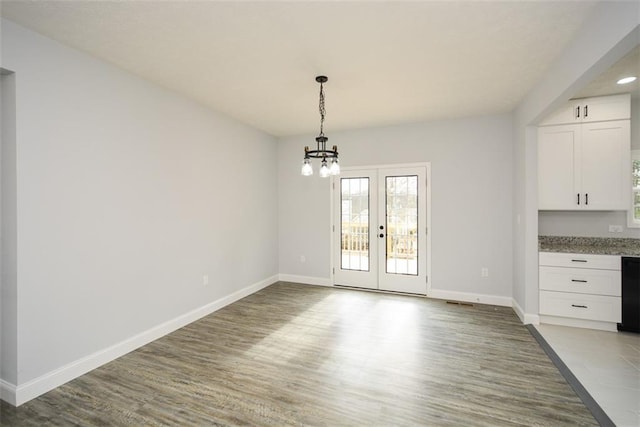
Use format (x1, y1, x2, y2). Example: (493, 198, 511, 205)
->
(539, 291, 621, 322)
(539, 252, 620, 270)
(539, 266, 621, 296)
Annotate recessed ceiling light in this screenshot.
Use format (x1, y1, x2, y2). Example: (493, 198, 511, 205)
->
(617, 76, 637, 85)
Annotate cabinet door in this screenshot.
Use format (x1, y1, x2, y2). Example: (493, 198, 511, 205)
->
(581, 94, 631, 123)
(538, 125, 580, 209)
(538, 102, 579, 126)
(580, 120, 630, 210)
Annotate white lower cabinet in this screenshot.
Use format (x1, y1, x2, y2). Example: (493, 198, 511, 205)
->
(539, 266, 620, 296)
(539, 252, 621, 330)
(539, 291, 621, 323)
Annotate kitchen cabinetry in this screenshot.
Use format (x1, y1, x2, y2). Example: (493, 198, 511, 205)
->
(538, 99, 630, 210)
(539, 252, 621, 331)
(538, 93, 630, 126)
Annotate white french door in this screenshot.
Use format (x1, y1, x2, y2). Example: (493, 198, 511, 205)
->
(333, 165, 429, 295)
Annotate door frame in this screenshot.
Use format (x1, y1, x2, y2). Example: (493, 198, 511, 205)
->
(330, 162, 432, 295)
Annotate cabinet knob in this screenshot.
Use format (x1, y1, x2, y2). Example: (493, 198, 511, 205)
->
(379, 233, 384, 238)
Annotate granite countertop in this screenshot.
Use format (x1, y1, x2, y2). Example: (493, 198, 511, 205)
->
(539, 236, 640, 257)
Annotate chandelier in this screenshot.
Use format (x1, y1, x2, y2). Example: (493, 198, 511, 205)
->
(301, 76, 339, 177)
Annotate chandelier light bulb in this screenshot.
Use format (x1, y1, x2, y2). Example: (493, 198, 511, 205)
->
(301, 158, 313, 176)
(330, 158, 340, 175)
(319, 159, 330, 178)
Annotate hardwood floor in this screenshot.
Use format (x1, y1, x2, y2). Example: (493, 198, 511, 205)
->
(1, 282, 597, 426)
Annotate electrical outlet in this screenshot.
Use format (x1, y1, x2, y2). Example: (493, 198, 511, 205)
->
(608, 225, 623, 233)
(481, 268, 489, 278)
(203, 275, 209, 286)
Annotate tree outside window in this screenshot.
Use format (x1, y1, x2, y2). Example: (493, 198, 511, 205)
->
(631, 151, 640, 227)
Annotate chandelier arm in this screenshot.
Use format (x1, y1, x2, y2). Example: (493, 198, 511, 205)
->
(305, 150, 338, 159)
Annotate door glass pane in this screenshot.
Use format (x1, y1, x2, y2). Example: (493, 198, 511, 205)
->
(386, 176, 418, 275)
(341, 178, 370, 271)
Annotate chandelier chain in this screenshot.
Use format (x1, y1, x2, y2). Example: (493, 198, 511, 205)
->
(318, 82, 326, 136)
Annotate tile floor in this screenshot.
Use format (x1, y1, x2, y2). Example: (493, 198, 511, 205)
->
(536, 324, 640, 427)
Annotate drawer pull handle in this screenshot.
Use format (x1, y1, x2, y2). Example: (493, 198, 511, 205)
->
(571, 279, 588, 283)
(571, 259, 587, 263)
(571, 304, 588, 309)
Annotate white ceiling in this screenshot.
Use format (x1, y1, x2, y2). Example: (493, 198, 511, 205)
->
(1, 1, 601, 137)
(574, 45, 640, 100)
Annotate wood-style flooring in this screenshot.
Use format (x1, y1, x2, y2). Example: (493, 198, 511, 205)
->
(0, 282, 597, 426)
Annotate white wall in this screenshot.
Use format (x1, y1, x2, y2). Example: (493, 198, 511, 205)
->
(1, 19, 278, 400)
(1, 70, 18, 386)
(279, 114, 514, 301)
(539, 211, 640, 238)
(513, 2, 640, 321)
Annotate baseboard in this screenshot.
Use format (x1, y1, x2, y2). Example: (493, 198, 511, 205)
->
(512, 299, 540, 325)
(539, 315, 618, 332)
(5, 274, 279, 407)
(0, 380, 17, 406)
(278, 274, 332, 287)
(428, 289, 512, 307)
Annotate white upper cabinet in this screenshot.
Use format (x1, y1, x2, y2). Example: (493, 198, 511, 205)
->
(538, 93, 631, 211)
(538, 125, 579, 209)
(539, 94, 630, 126)
(579, 121, 631, 210)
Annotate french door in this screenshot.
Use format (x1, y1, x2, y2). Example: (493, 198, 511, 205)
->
(333, 165, 429, 294)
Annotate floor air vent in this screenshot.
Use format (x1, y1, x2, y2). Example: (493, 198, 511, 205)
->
(446, 301, 474, 307)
